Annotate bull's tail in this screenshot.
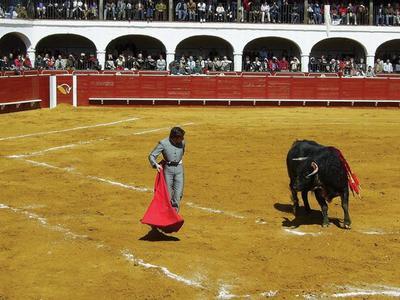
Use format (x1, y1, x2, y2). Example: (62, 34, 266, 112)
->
(330, 147, 361, 198)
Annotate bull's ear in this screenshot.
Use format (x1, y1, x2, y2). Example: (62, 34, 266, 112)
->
(306, 161, 319, 178)
(292, 157, 308, 161)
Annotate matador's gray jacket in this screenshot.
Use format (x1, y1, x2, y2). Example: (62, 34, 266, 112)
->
(148, 138, 185, 211)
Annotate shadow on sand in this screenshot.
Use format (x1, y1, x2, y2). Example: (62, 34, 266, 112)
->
(273, 203, 342, 229)
(139, 228, 180, 242)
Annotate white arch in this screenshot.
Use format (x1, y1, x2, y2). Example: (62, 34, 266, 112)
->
(174, 35, 234, 54)
(242, 36, 302, 56)
(105, 34, 167, 53)
(0, 31, 32, 49)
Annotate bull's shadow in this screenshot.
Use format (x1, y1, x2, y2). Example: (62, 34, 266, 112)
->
(274, 203, 342, 228)
(139, 228, 180, 242)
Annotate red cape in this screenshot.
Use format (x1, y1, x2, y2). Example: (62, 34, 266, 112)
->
(141, 171, 184, 233)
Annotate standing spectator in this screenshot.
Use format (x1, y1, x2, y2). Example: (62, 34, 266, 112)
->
(186, 56, 196, 73)
(156, 54, 166, 70)
(77, 53, 87, 69)
(14, 55, 23, 71)
(383, 59, 393, 73)
(35, 54, 44, 70)
(88, 54, 100, 69)
(261, 1, 270, 23)
(188, 0, 196, 21)
(282, 0, 289, 23)
(356, 3, 367, 25)
(243, 56, 252, 71)
(115, 55, 125, 70)
(346, 3, 356, 25)
(206, 0, 214, 21)
(136, 53, 145, 69)
(376, 4, 384, 25)
(197, 0, 206, 22)
(250, 0, 260, 22)
(225, 0, 234, 21)
(356, 58, 366, 74)
(155, 0, 167, 20)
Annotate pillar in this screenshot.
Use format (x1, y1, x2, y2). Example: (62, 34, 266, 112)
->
(99, 0, 104, 20)
(301, 54, 309, 72)
(366, 54, 375, 69)
(169, 0, 174, 21)
(97, 50, 106, 70)
(233, 52, 243, 72)
(27, 47, 36, 68)
(166, 52, 175, 70)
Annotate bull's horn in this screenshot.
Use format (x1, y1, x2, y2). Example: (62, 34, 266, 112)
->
(292, 157, 308, 161)
(306, 161, 319, 178)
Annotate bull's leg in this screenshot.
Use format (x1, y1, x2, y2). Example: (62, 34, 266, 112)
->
(315, 190, 329, 227)
(301, 190, 311, 214)
(341, 188, 351, 229)
(290, 188, 300, 216)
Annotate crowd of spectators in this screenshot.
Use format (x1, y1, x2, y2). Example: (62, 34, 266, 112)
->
(0, 52, 101, 71)
(308, 55, 400, 75)
(242, 52, 301, 71)
(104, 52, 166, 69)
(169, 55, 233, 74)
(1, 0, 400, 26)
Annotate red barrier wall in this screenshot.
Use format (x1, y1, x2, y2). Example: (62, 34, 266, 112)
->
(77, 75, 400, 105)
(0, 76, 50, 108)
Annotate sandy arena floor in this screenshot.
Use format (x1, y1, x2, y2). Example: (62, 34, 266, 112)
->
(0, 105, 399, 299)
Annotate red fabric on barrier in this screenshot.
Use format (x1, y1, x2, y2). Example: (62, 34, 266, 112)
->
(141, 171, 184, 233)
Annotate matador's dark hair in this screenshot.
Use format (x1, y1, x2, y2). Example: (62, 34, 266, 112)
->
(170, 127, 185, 138)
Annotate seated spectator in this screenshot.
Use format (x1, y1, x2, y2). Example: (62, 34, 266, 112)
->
(251, 56, 262, 71)
(115, 54, 125, 70)
(269, 56, 280, 72)
(281, 0, 289, 23)
(374, 58, 383, 73)
(216, 2, 226, 21)
(145, 0, 155, 21)
(35, 54, 44, 70)
(14, 55, 24, 71)
(197, 0, 206, 22)
(86, 2, 98, 19)
(356, 3, 367, 25)
(23, 55, 32, 69)
(206, 0, 214, 21)
(117, 0, 126, 20)
(176, 0, 187, 20)
(36, 1, 46, 18)
(270, 1, 279, 23)
(55, 54, 65, 69)
(279, 56, 289, 71)
(385, 3, 394, 26)
(145, 55, 156, 69)
(188, 0, 197, 21)
(76, 53, 87, 69)
(365, 65, 375, 77)
(155, 0, 167, 21)
(105, 54, 115, 69)
(135, 0, 145, 20)
(213, 57, 223, 71)
(383, 59, 393, 73)
(66, 54, 76, 70)
(339, 3, 347, 24)
(243, 56, 252, 71)
(261, 1, 270, 23)
(186, 55, 196, 73)
(156, 54, 166, 70)
(104, 1, 115, 20)
(225, 1, 234, 22)
(136, 53, 145, 69)
(16, 4, 28, 19)
(394, 6, 400, 25)
(88, 54, 100, 69)
(291, 2, 300, 24)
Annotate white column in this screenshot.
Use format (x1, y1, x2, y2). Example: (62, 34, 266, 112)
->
(49, 76, 57, 109)
(27, 47, 36, 68)
(366, 54, 375, 69)
(233, 52, 243, 72)
(97, 50, 106, 70)
(166, 52, 175, 71)
(301, 54, 310, 72)
(72, 75, 78, 107)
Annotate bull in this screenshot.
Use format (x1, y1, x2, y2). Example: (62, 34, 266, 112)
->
(287, 140, 360, 229)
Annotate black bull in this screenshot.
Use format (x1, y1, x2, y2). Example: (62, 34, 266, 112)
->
(286, 140, 352, 229)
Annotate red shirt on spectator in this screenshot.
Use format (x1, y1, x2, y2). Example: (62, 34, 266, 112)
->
(279, 59, 289, 71)
(14, 58, 23, 69)
(23, 57, 32, 69)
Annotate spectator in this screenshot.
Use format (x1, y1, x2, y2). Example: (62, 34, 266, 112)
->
(187, 55, 196, 73)
(260, 1, 270, 23)
(279, 56, 289, 71)
(346, 3, 356, 25)
(221, 55, 232, 71)
(365, 65, 376, 77)
(206, 0, 214, 21)
(216, 3, 226, 21)
(145, 55, 156, 69)
(105, 54, 116, 69)
(135, 0, 145, 20)
(156, 54, 166, 70)
(385, 3, 394, 25)
(188, 0, 196, 21)
(291, 2, 300, 23)
(376, 4, 384, 25)
(66, 54, 76, 69)
(290, 56, 300, 71)
(197, 0, 206, 22)
(117, 0, 126, 20)
(55, 54, 65, 69)
(270, 1, 279, 23)
(313, 2, 322, 24)
(155, 0, 167, 21)
(126, 1, 133, 20)
(383, 59, 393, 73)
(23, 55, 32, 69)
(136, 53, 145, 69)
(145, 0, 155, 21)
(176, 0, 187, 20)
(374, 58, 383, 73)
(36, 1, 46, 18)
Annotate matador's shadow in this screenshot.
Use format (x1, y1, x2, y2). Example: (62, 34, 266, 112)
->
(139, 228, 180, 242)
(273, 203, 341, 228)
